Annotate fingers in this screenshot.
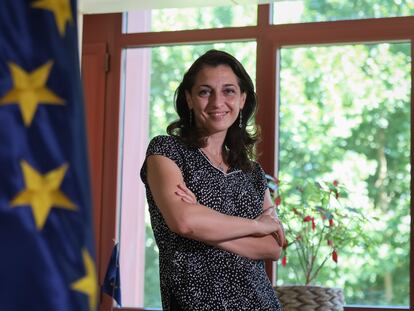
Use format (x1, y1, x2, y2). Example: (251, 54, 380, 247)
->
(175, 189, 196, 204)
(175, 183, 198, 204)
(263, 207, 280, 223)
(178, 183, 197, 202)
(262, 207, 273, 215)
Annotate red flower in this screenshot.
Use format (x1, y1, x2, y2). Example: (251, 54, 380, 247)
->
(329, 218, 334, 227)
(333, 180, 339, 187)
(274, 195, 281, 206)
(304, 216, 316, 230)
(281, 255, 287, 267)
(327, 239, 333, 247)
(332, 249, 338, 263)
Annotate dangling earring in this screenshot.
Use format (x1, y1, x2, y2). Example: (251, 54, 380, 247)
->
(239, 111, 243, 128)
(189, 109, 193, 127)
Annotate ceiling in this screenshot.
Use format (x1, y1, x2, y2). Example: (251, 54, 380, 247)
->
(78, 0, 276, 14)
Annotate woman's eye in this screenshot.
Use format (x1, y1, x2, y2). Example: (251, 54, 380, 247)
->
(223, 88, 236, 95)
(199, 89, 210, 97)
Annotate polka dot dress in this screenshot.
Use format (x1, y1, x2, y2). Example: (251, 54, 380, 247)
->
(140, 135, 282, 311)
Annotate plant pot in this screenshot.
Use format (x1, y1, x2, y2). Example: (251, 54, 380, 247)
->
(274, 285, 345, 311)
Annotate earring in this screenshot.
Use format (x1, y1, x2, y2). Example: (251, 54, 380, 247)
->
(239, 111, 243, 128)
(189, 109, 193, 126)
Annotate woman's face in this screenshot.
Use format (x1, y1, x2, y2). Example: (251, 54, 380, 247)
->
(185, 65, 246, 136)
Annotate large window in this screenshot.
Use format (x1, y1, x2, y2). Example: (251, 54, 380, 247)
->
(82, 2, 414, 311)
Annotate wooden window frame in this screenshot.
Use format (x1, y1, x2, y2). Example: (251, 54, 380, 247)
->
(82, 4, 414, 311)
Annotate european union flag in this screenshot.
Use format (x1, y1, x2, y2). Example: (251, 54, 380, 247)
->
(0, 1, 97, 311)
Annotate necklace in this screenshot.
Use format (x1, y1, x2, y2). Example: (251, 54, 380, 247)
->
(202, 148, 226, 172)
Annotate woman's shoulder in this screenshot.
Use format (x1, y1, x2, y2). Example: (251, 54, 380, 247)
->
(146, 134, 190, 161)
(149, 134, 178, 145)
(148, 135, 184, 151)
(248, 160, 263, 172)
(141, 135, 186, 182)
(246, 160, 268, 195)
(246, 160, 266, 180)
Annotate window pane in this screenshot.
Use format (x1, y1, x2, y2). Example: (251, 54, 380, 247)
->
(277, 42, 411, 307)
(118, 42, 256, 308)
(124, 5, 257, 33)
(273, 0, 414, 24)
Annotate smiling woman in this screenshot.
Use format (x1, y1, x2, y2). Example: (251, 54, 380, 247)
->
(140, 50, 285, 310)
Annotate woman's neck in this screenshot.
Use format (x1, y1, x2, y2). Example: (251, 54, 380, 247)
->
(203, 133, 226, 155)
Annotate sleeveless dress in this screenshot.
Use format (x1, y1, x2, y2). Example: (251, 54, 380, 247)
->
(140, 135, 282, 311)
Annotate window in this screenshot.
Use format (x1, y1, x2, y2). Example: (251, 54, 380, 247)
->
(82, 3, 413, 311)
(124, 5, 257, 33)
(277, 42, 411, 306)
(273, 0, 414, 24)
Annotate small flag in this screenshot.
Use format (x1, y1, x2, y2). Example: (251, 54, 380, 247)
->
(102, 243, 122, 306)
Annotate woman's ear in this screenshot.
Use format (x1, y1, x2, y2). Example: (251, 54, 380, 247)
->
(240, 92, 247, 109)
(185, 90, 193, 109)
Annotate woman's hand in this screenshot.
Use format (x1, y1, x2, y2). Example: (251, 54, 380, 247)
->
(256, 207, 286, 247)
(175, 183, 198, 204)
(263, 206, 286, 246)
(254, 212, 280, 236)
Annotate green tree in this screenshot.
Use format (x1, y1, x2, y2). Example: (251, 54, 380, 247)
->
(275, 2, 412, 306)
(278, 42, 410, 306)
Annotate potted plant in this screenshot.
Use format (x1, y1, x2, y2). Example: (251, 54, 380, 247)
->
(266, 175, 371, 311)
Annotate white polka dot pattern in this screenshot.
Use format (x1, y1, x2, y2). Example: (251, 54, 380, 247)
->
(140, 135, 282, 311)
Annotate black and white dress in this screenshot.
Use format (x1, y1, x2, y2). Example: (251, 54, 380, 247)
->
(140, 135, 282, 311)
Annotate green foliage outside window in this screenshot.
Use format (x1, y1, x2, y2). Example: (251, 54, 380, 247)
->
(273, 0, 414, 24)
(150, 5, 257, 32)
(277, 43, 410, 306)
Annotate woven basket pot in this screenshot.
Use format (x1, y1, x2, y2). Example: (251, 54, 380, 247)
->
(274, 285, 345, 311)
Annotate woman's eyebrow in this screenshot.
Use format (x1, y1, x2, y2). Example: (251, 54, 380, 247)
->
(197, 83, 237, 88)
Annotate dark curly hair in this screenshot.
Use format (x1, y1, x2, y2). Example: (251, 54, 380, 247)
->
(167, 49, 260, 171)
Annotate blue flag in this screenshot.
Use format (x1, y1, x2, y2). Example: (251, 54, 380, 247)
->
(0, 1, 97, 311)
(102, 243, 122, 306)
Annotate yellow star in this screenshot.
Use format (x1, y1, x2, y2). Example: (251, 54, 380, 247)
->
(32, 0, 73, 36)
(71, 249, 98, 311)
(0, 61, 64, 126)
(10, 161, 76, 230)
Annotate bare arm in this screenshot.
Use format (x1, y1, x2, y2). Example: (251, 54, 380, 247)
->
(176, 184, 285, 261)
(146, 155, 280, 243)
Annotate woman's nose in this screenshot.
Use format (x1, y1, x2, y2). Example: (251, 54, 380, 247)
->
(209, 92, 224, 106)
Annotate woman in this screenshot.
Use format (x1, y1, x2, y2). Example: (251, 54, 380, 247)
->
(140, 50, 284, 310)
